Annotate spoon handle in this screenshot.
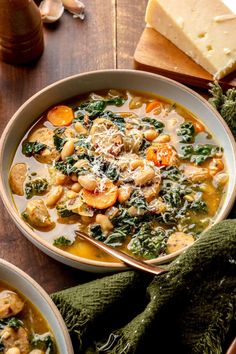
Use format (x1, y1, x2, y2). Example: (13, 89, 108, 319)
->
(75, 231, 168, 276)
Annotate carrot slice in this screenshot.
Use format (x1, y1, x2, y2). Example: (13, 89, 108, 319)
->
(47, 105, 74, 126)
(146, 144, 176, 167)
(82, 181, 118, 209)
(146, 101, 161, 113)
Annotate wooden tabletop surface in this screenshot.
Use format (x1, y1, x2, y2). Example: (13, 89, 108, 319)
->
(0, 0, 149, 294)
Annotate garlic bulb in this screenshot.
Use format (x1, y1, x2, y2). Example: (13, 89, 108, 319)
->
(39, 0, 64, 23)
(62, 0, 85, 20)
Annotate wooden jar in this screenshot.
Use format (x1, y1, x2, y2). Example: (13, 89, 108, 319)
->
(0, 0, 44, 65)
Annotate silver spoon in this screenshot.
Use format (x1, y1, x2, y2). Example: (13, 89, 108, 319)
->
(75, 231, 168, 276)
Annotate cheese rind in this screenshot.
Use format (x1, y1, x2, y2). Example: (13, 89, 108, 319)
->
(145, 0, 236, 79)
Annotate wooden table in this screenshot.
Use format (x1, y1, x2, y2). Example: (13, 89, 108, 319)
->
(0, 0, 148, 293)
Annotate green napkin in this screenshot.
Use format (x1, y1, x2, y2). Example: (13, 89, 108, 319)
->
(51, 220, 236, 354)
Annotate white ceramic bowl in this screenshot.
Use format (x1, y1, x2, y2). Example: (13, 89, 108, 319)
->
(0, 70, 236, 272)
(0, 258, 74, 353)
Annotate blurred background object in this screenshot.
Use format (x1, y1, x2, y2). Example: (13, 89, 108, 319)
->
(0, 0, 44, 65)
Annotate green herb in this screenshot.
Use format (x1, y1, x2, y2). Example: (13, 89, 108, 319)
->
(25, 178, 48, 199)
(128, 190, 147, 211)
(93, 156, 120, 182)
(209, 82, 236, 137)
(22, 141, 46, 157)
(142, 117, 164, 133)
(81, 100, 107, 113)
(140, 138, 151, 152)
(103, 111, 126, 131)
(78, 96, 126, 116)
(104, 229, 126, 247)
(128, 224, 167, 259)
(30, 333, 55, 354)
(177, 121, 195, 143)
(53, 128, 67, 152)
(55, 155, 88, 176)
(53, 236, 72, 247)
(89, 224, 105, 241)
(0, 317, 23, 330)
(190, 199, 207, 212)
(56, 203, 76, 218)
(74, 136, 90, 149)
(159, 182, 192, 224)
(180, 144, 222, 165)
(161, 166, 182, 182)
(107, 96, 126, 106)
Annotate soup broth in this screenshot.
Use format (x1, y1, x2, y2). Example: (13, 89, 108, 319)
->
(0, 281, 57, 353)
(9, 90, 228, 262)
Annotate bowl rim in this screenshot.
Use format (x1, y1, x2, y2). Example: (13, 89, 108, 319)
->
(0, 69, 236, 270)
(0, 257, 74, 353)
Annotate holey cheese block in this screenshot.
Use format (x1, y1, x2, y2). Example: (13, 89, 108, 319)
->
(145, 0, 236, 79)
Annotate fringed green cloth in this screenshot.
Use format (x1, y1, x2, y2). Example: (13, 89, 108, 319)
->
(51, 220, 236, 354)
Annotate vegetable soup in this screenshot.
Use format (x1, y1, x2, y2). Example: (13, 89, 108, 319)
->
(9, 90, 228, 261)
(0, 281, 57, 353)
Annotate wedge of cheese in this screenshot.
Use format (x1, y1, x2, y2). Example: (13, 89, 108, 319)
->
(145, 0, 236, 79)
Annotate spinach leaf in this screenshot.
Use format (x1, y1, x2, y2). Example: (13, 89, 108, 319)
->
(158, 182, 192, 224)
(142, 117, 164, 133)
(30, 333, 56, 354)
(106, 96, 126, 107)
(104, 229, 127, 247)
(89, 224, 105, 241)
(190, 199, 207, 212)
(80, 100, 107, 113)
(78, 96, 126, 117)
(53, 128, 67, 152)
(55, 155, 88, 176)
(22, 141, 46, 156)
(128, 224, 167, 259)
(92, 156, 120, 182)
(102, 111, 126, 131)
(128, 190, 147, 211)
(0, 317, 23, 330)
(180, 144, 222, 165)
(177, 121, 195, 143)
(56, 203, 76, 218)
(161, 166, 182, 182)
(74, 136, 90, 150)
(25, 178, 48, 199)
(140, 138, 151, 152)
(53, 236, 72, 247)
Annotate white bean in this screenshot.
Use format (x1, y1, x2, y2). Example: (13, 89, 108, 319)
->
(46, 186, 63, 207)
(134, 167, 155, 186)
(73, 159, 89, 169)
(54, 171, 67, 185)
(61, 140, 74, 160)
(154, 134, 170, 143)
(96, 214, 113, 233)
(6, 348, 21, 354)
(144, 129, 158, 141)
(71, 182, 82, 192)
(130, 159, 144, 170)
(74, 122, 88, 135)
(66, 190, 78, 199)
(78, 175, 98, 191)
(118, 185, 133, 203)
